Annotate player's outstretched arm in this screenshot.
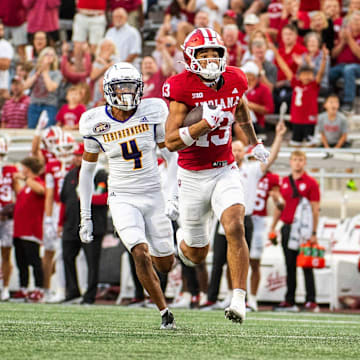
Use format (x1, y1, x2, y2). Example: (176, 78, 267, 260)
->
(165, 101, 214, 152)
(235, 99, 259, 146)
(79, 151, 99, 243)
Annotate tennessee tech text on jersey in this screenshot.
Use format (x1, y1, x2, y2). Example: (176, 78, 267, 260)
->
(163, 66, 248, 170)
(79, 98, 168, 194)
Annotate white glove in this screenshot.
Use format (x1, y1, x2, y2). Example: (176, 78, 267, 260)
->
(35, 110, 49, 135)
(165, 196, 179, 221)
(202, 103, 222, 129)
(79, 218, 94, 243)
(251, 141, 270, 163)
(44, 216, 57, 240)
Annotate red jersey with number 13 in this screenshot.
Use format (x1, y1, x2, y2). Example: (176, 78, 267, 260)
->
(163, 66, 248, 170)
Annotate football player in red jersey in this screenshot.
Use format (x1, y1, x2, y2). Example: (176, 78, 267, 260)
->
(42, 132, 76, 303)
(0, 137, 21, 301)
(163, 27, 269, 323)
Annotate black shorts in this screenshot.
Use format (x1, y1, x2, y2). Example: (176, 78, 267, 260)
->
(291, 123, 315, 143)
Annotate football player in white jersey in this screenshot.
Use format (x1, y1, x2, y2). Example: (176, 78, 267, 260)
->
(78, 62, 178, 330)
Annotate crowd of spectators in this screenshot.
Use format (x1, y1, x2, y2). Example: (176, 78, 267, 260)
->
(1, 0, 359, 148)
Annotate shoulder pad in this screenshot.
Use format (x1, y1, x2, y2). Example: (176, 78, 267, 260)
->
(79, 106, 109, 137)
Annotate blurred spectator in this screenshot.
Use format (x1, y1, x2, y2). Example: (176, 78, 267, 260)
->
(1, 0, 27, 60)
(300, 32, 330, 96)
(25, 31, 49, 65)
(246, 30, 278, 91)
(76, 82, 91, 107)
(90, 39, 118, 107)
(273, 24, 307, 113)
(60, 42, 92, 85)
(152, 35, 184, 74)
(317, 94, 349, 148)
(322, 0, 342, 40)
(299, 0, 321, 11)
(1, 77, 30, 128)
(187, 0, 228, 33)
(162, 0, 195, 36)
(223, 10, 240, 28)
(59, 145, 108, 304)
(242, 29, 275, 64)
(343, 0, 360, 25)
(243, 0, 271, 15)
(72, 0, 106, 56)
(0, 20, 14, 101)
(223, 24, 243, 67)
(142, 55, 173, 99)
(24, 47, 62, 128)
(56, 85, 86, 130)
(14, 61, 32, 83)
(273, 43, 328, 146)
(239, 13, 260, 51)
(263, 0, 284, 42)
(13, 157, 45, 302)
(330, 11, 360, 112)
(59, 0, 76, 42)
(110, 1, 144, 29)
(105, 8, 142, 64)
(294, 11, 335, 51)
(23, 0, 60, 45)
(242, 61, 274, 132)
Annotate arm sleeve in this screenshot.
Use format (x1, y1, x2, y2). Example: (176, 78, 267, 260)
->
(45, 173, 55, 189)
(159, 146, 178, 198)
(79, 160, 97, 219)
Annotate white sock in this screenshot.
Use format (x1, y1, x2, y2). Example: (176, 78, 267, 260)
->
(248, 293, 257, 304)
(160, 307, 169, 317)
(3, 286, 8, 292)
(231, 289, 246, 306)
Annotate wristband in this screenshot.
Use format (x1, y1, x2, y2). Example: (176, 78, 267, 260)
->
(179, 127, 195, 146)
(312, 231, 317, 235)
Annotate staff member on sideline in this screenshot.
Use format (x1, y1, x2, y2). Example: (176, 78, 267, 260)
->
(271, 150, 321, 312)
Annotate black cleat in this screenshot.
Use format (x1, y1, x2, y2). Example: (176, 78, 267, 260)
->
(160, 310, 176, 330)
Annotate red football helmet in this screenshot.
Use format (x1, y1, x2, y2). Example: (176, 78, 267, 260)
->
(52, 132, 76, 161)
(42, 126, 63, 152)
(181, 27, 227, 80)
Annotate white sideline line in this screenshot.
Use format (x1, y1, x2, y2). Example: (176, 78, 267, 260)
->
(249, 317, 360, 325)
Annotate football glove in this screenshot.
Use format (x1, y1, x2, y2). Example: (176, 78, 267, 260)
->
(165, 196, 179, 221)
(202, 103, 222, 129)
(79, 217, 94, 243)
(251, 141, 270, 163)
(44, 216, 57, 241)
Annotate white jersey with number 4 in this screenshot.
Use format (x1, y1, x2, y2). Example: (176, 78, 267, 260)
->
(79, 98, 168, 194)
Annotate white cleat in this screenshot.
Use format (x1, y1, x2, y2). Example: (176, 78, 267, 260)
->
(1, 288, 10, 301)
(225, 303, 246, 324)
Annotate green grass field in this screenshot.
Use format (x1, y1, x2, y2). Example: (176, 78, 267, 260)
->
(0, 303, 359, 360)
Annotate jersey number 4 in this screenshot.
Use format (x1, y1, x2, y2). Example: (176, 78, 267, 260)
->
(119, 140, 143, 170)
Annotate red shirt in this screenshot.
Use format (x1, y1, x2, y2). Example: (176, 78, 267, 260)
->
(110, 0, 142, 12)
(268, 0, 283, 31)
(56, 104, 86, 127)
(143, 70, 168, 100)
(13, 177, 45, 242)
(0, 0, 27, 26)
(276, 43, 307, 81)
(1, 95, 30, 128)
(333, 18, 343, 40)
(41, 149, 57, 164)
(290, 78, 320, 125)
(253, 172, 280, 216)
(246, 82, 274, 128)
(163, 66, 248, 170)
(299, 0, 320, 11)
(336, 34, 360, 64)
(0, 165, 17, 211)
(280, 172, 320, 224)
(77, 0, 106, 10)
(45, 160, 73, 203)
(227, 44, 243, 67)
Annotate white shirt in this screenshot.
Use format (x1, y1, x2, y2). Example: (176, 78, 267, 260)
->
(0, 39, 14, 90)
(80, 98, 168, 194)
(195, 0, 229, 27)
(238, 161, 264, 215)
(105, 23, 142, 63)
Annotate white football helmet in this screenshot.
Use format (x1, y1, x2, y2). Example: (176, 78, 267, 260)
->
(103, 62, 144, 111)
(52, 132, 76, 163)
(182, 28, 227, 81)
(42, 126, 63, 153)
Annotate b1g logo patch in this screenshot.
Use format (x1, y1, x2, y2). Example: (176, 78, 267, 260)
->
(93, 122, 110, 133)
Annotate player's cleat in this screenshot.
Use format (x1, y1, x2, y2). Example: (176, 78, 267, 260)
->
(45, 292, 66, 304)
(273, 301, 299, 312)
(160, 310, 176, 330)
(27, 290, 44, 303)
(127, 298, 145, 308)
(11, 289, 28, 302)
(0, 288, 10, 301)
(225, 303, 246, 324)
(172, 292, 191, 309)
(303, 301, 320, 313)
(200, 301, 217, 311)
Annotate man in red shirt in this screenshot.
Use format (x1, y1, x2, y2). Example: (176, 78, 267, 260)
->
(273, 42, 328, 145)
(273, 24, 307, 113)
(1, 77, 30, 128)
(223, 24, 243, 67)
(270, 150, 321, 312)
(330, 11, 360, 112)
(163, 27, 269, 324)
(13, 157, 46, 302)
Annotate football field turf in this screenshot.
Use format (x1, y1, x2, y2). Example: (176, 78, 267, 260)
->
(1, 303, 359, 360)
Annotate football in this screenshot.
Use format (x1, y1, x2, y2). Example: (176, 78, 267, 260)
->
(183, 104, 217, 127)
